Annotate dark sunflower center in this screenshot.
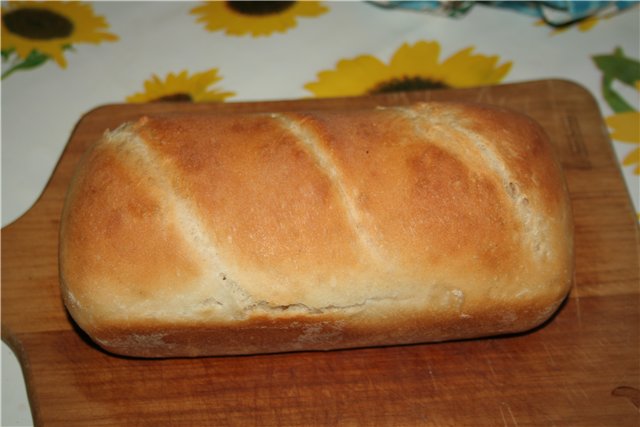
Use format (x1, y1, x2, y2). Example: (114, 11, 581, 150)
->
(153, 93, 193, 102)
(369, 76, 449, 94)
(3, 8, 74, 40)
(226, 1, 295, 15)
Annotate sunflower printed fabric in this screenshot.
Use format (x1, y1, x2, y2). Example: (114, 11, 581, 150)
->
(191, 1, 328, 37)
(304, 41, 512, 97)
(126, 69, 236, 103)
(1, 1, 118, 76)
(593, 47, 640, 175)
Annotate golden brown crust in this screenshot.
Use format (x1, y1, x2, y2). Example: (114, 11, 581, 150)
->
(59, 102, 574, 357)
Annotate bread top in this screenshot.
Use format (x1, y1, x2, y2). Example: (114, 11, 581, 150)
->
(59, 102, 574, 332)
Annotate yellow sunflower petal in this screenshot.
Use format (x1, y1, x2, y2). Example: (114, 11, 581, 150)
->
(291, 2, 329, 17)
(9, 41, 37, 61)
(606, 111, 640, 143)
(551, 16, 601, 35)
(48, 1, 119, 43)
(622, 147, 640, 168)
(126, 68, 235, 103)
(577, 16, 599, 32)
(1, 1, 117, 68)
(194, 89, 237, 103)
(143, 74, 164, 95)
(388, 41, 441, 77)
(242, 12, 299, 36)
(36, 42, 68, 68)
(305, 55, 392, 97)
(166, 71, 186, 89)
(193, 69, 223, 92)
(125, 92, 147, 103)
(191, 1, 328, 37)
(439, 47, 512, 87)
(190, 69, 235, 102)
(1, 23, 13, 51)
(78, 30, 119, 44)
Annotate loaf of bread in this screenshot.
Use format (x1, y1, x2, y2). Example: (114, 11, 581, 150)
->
(59, 102, 574, 357)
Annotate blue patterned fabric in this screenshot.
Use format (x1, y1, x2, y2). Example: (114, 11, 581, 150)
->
(371, 1, 639, 25)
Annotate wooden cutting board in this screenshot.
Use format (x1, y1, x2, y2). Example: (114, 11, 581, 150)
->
(2, 80, 639, 426)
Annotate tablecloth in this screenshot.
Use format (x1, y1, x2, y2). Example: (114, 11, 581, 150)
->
(1, 1, 638, 425)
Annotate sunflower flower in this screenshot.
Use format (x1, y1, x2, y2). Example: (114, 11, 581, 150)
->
(127, 69, 236, 103)
(191, 1, 328, 37)
(1, 1, 118, 76)
(304, 41, 512, 98)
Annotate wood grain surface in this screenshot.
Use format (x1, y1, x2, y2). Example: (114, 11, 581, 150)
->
(2, 80, 639, 426)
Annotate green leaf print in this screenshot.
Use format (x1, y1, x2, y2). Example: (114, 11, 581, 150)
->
(602, 75, 636, 113)
(593, 47, 640, 114)
(593, 47, 640, 87)
(2, 50, 50, 80)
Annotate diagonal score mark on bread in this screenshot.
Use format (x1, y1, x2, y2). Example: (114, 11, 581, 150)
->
(394, 104, 550, 262)
(113, 118, 403, 319)
(271, 112, 391, 268)
(101, 124, 254, 319)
